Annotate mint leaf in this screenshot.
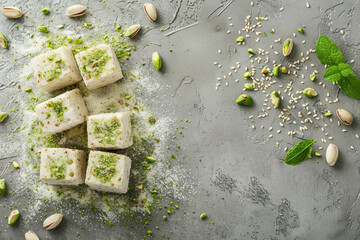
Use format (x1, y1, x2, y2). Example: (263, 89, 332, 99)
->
(285, 139, 316, 165)
(316, 35, 344, 66)
(337, 69, 360, 99)
(324, 65, 341, 82)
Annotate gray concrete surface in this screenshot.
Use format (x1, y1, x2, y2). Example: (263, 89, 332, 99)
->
(1, 0, 360, 239)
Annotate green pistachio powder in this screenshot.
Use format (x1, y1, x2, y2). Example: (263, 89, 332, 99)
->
(93, 119, 122, 146)
(4, 13, 187, 238)
(93, 154, 117, 183)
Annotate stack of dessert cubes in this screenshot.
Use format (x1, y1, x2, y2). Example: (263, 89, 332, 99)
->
(33, 44, 134, 194)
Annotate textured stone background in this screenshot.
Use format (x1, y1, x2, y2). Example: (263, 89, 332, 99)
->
(1, 0, 360, 239)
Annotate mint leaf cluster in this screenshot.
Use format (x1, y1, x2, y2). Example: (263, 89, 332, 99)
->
(316, 35, 360, 99)
(285, 139, 316, 165)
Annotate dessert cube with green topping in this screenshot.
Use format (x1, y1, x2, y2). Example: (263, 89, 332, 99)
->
(75, 44, 123, 90)
(35, 89, 88, 135)
(85, 151, 131, 193)
(87, 112, 133, 149)
(40, 148, 86, 185)
(30, 46, 82, 92)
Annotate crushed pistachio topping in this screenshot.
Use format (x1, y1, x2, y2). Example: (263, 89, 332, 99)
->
(93, 118, 122, 146)
(92, 154, 117, 183)
(81, 48, 111, 79)
(49, 157, 69, 179)
(46, 100, 67, 121)
(42, 55, 66, 82)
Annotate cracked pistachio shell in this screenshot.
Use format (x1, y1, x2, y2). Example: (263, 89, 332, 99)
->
(336, 108, 353, 125)
(144, 3, 157, 22)
(0, 33, 8, 48)
(270, 91, 280, 109)
(152, 52, 162, 70)
(235, 94, 253, 106)
(66, 5, 86, 17)
(43, 213, 63, 230)
(326, 143, 338, 167)
(283, 38, 293, 56)
(303, 87, 317, 98)
(0, 112, 8, 122)
(124, 24, 141, 38)
(8, 210, 20, 225)
(2, 7, 22, 18)
(25, 231, 40, 240)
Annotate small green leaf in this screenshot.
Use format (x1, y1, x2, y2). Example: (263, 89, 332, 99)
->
(316, 35, 344, 66)
(285, 139, 316, 165)
(324, 65, 341, 82)
(337, 69, 360, 99)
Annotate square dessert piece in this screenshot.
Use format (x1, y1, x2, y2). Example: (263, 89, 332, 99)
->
(40, 148, 86, 185)
(85, 151, 131, 193)
(35, 89, 88, 135)
(75, 44, 123, 90)
(30, 46, 82, 92)
(87, 112, 133, 150)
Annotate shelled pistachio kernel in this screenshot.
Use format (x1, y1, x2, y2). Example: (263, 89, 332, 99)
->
(243, 71, 252, 78)
(12, 161, 19, 168)
(303, 87, 318, 98)
(282, 38, 293, 56)
(326, 143, 338, 166)
(0, 33, 8, 48)
(314, 152, 322, 157)
(244, 83, 254, 90)
(324, 112, 332, 117)
(200, 213, 207, 219)
(0, 179, 5, 195)
(270, 91, 280, 109)
(261, 67, 269, 74)
(145, 156, 156, 163)
(41, 8, 50, 15)
(297, 28, 304, 34)
(272, 66, 279, 76)
(236, 36, 244, 42)
(281, 67, 288, 74)
(25, 230, 40, 240)
(247, 48, 255, 54)
(8, 210, 20, 225)
(235, 94, 253, 106)
(0, 112, 8, 122)
(310, 74, 316, 81)
(152, 52, 162, 70)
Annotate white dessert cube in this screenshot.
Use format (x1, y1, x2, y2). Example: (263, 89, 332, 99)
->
(87, 112, 133, 149)
(35, 89, 88, 135)
(30, 46, 82, 92)
(85, 151, 131, 193)
(75, 44, 123, 90)
(40, 148, 86, 185)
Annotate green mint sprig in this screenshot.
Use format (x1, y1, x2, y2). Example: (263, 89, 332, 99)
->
(316, 35, 360, 99)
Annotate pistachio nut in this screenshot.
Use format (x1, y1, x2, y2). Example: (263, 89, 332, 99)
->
(38, 24, 48, 33)
(152, 52, 162, 70)
(324, 111, 332, 117)
(336, 108, 353, 125)
(0, 178, 5, 195)
(261, 67, 269, 75)
(326, 143, 338, 167)
(12, 161, 19, 168)
(247, 48, 255, 55)
(0, 112, 8, 123)
(314, 152, 322, 157)
(8, 210, 19, 225)
(25, 230, 40, 240)
(236, 36, 244, 42)
(41, 8, 50, 15)
(303, 87, 317, 98)
(310, 74, 316, 81)
(272, 66, 279, 76)
(297, 28, 304, 34)
(144, 3, 157, 22)
(2, 7, 22, 19)
(43, 213, 63, 230)
(124, 24, 141, 38)
(243, 71, 252, 78)
(235, 94, 253, 106)
(56, 25, 64, 29)
(0, 33, 7, 49)
(283, 38, 293, 56)
(66, 5, 86, 17)
(244, 83, 254, 90)
(281, 67, 288, 74)
(145, 156, 156, 163)
(270, 91, 280, 109)
(200, 213, 207, 219)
